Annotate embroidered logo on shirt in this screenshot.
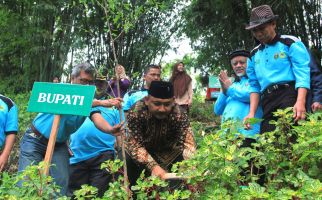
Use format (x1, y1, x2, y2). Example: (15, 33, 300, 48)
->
(280, 52, 286, 58)
(255, 59, 260, 65)
(274, 53, 279, 59)
(0, 106, 4, 111)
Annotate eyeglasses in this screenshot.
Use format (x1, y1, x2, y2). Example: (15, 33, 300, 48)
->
(78, 77, 95, 85)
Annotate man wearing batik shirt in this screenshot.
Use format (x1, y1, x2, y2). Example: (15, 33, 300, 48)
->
(125, 81, 196, 186)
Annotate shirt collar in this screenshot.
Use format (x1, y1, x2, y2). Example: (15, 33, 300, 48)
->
(140, 87, 148, 91)
(260, 34, 280, 48)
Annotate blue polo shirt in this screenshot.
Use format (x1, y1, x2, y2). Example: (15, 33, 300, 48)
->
(214, 77, 263, 138)
(69, 107, 120, 164)
(123, 88, 148, 111)
(0, 95, 18, 148)
(247, 34, 310, 94)
(32, 107, 100, 143)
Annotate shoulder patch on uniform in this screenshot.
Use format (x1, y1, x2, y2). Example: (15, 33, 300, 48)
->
(279, 35, 299, 47)
(0, 95, 14, 110)
(250, 44, 263, 59)
(127, 90, 139, 97)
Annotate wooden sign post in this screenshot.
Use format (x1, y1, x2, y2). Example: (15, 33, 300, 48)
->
(27, 82, 95, 175)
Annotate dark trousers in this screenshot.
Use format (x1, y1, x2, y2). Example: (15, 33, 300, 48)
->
(240, 138, 265, 186)
(260, 86, 297, 133)
(67, 151, 114, 198)
(126, 152, 184, 188)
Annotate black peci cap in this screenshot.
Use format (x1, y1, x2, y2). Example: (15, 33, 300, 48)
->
(229, 49, 250, 60)
(148, 81, 174, 99)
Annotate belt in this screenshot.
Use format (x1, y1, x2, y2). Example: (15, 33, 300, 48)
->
(30, 125, 65, 146)
(31, 124, 43, 138)
(262, 82, 295, 98)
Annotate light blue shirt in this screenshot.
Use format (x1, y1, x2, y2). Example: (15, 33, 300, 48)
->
(69, 107, 120, 164)
(0, 95, 18, 148)
(247, 35, 310, 93)
(32, 107, 100, 143)
(214, 77, 263, 138)
(123, 88, 148, 111)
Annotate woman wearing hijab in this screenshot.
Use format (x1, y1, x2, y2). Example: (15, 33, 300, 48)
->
(170, 62, 193, 113)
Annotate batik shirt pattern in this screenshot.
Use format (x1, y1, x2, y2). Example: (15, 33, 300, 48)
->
(126, 101, 196, 171)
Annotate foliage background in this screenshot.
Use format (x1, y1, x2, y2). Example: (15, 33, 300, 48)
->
(0, 0, 320, 92)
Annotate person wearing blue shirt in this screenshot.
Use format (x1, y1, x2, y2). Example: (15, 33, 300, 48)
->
(67, 75, 121, 197)
(244, 5, 310, 133)
(18, 63, 123, 196)
(0, 95, 18, 172)
(306, 50, 322, 112)
(214, 50, 263, 139)
(123, 64, 161, 112)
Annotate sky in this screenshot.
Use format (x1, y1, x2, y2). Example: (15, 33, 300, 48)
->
(160, 37, 193, 63)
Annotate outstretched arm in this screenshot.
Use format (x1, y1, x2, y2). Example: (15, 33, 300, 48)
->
(293, 88, 307, 121)
(0, 134, 15, 172)
(92, 98, 122, 109)
(244, 92, 260, 129)
(91, 113, 123, 135)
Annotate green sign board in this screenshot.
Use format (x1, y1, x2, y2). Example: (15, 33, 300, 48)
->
(209, 76, 221, 88)
(28, 82, 95, 116)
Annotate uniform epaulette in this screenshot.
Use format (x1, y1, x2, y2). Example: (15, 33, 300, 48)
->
(0, 95, 14, 110)
(127, 90, 139, 97)
(279, 35, 299, 47)
(250, 44, 263, 59)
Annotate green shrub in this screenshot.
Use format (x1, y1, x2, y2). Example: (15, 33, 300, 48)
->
(1, 106, 321, 199)
(174, 108, 322, 199)
(0, 162, 62, 199)
(190, 94, 218, 123)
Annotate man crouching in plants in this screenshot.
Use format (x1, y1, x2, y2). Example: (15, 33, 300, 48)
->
(0, 95, 18, 172)
(125, 81, 196, 188)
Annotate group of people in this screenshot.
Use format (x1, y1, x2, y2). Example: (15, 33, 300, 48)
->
(0, 59, 194, 197)
(215, 4, 321, 137)
(0, 3, 321, 198)
(214, 4, 321, 185)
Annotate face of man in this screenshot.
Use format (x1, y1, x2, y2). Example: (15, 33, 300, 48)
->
(144, 68, 161, 88)
(71, 70, 94, 85)
(230, 56, 247, 77)
(251, 21, 276, 44)
(145, 95, 175, 119)
(177, 63, 184, 72)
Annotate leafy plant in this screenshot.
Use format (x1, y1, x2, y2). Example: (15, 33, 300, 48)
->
(174, 108, 322, 199)
(0, 162, 62, 199)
